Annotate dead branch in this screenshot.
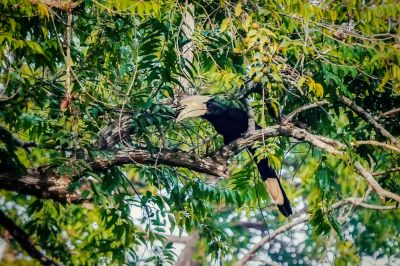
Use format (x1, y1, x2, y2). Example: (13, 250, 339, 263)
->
(234, 216, 308, 266)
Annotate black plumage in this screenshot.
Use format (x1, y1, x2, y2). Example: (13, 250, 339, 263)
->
(200, 99, 293, 217)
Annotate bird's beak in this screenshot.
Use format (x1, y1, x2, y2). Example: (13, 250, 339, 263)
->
(176, 95, 211, 122)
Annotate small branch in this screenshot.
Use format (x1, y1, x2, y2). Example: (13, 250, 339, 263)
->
(65, 10, 72, 97)
(378, 108, 400, 119)
(29, 0, 81, 11)
(234, 216, 308, 266)
(373, 167, 400, 177)
(338, 95, 400, 147)
(344, 198, 397, 210)
(0, 125, 37, 149)
(162, 234, 190, 244)
(235, 197, 397, 266)
(238, 221, 267, 231)
(355, 140, 400, 153)
(355, 162, 400, 203)
(0, 209, 60, 266)
(244, 99, 256, 132)
(283, 100, 330, 123)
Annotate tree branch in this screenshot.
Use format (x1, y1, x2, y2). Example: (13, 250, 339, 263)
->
(244, 99, 256, 132)
(3, 120, 399, 206)
(29, 0, 81, 11)
(337, 95, 400, 147)
(0, 209, 60, 266)
(0, 125, 37, 149)
(91, 148, 228, 177)
(354, 162, 400, 203)
(378, 107, 400, 119)
(95, 115, 136, 150)
(373, 167, 400, 177)
(175, 231, 199, 266)
(234, 197, 398, 266)
(0, 148, 227, 203)
(0, 170, 84, 204)
(219, 124, 345, 158)
(283, 100, 330, 123)
(234, 216, 308, 266)
(355, 140, 400, 153)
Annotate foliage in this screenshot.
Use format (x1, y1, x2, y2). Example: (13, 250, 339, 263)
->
(0, 0, 399, 265)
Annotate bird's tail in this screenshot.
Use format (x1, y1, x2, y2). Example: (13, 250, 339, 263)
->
(249, 148, 293, 217)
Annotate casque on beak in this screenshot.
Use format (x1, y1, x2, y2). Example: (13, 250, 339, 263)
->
(176, 95, 211, 122)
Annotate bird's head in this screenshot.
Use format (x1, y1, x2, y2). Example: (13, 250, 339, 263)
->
(176, 95, 228, 122)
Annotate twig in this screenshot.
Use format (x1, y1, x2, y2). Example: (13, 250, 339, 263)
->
(0, 125, 37, 149)
(64, 10, 73, 106)
(337, 95, 400, 147)
(244, 99, 256, 132)
(0, 209, 60, 266)
(355, 140, 400, 153)
(234, 216, 308, 265)
(29, 0, 81, 11)
(373, 167, 400, 177)
(378, 108, 400, 119)
(355, 162, 400, 203)
(283, 100, 330, 123)
(234, 197, 397, 266)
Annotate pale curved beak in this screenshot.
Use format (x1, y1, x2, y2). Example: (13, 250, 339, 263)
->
(176, 95, 211, 122)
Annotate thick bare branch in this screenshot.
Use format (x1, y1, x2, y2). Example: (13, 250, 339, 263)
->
(91, 148, 228, 177)
(0, 209, 61, 266)
(338, 95, 400, 147)
(0, 148, 227, 203)
(0, 170, 84, 204)
(220, 124, 345, 158)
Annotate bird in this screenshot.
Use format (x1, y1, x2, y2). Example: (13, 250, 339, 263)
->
(176, 95, 293, 217)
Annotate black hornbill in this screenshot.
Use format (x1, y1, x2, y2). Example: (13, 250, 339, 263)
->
(176, 96, 293, 217)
